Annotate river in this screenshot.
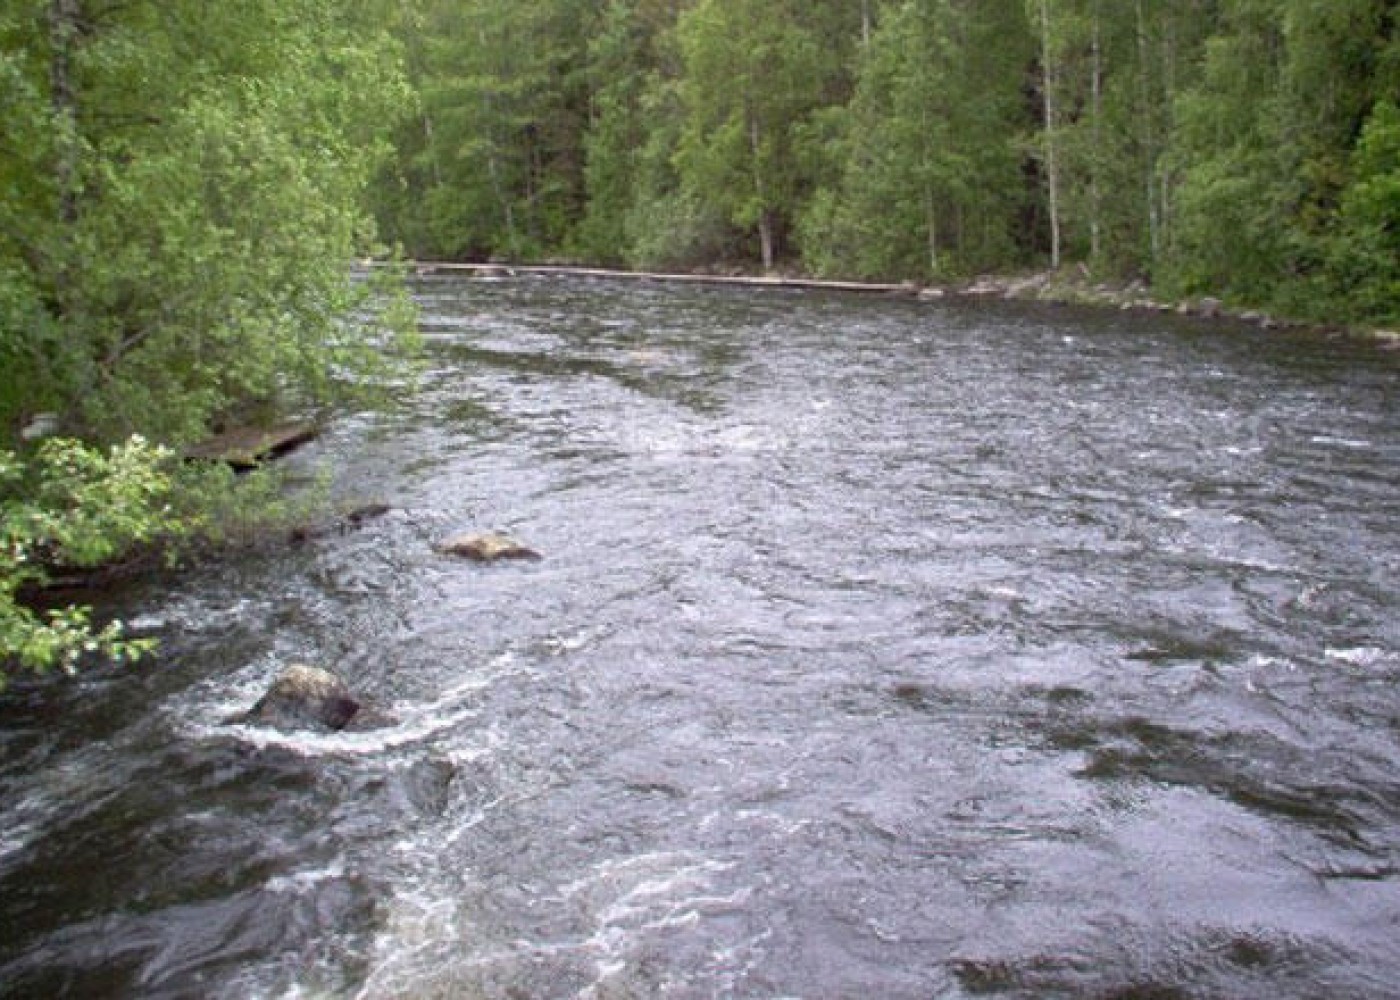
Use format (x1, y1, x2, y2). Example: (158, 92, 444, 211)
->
(2, 276, 1399, 998)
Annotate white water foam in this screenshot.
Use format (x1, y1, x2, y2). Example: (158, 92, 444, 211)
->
(264, 859, 348, 894)
(1310, 435, 1372, 450)
(177, 652, 527, 758)
(351, 850, 750, 1000)
(1325, 646, 1394, 669)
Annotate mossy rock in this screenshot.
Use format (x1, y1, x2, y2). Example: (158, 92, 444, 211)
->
(233, 664, 395, 733)
(435, 531, 541, 562)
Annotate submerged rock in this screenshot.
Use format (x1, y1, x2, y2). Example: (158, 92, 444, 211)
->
(289, 502, 393, 544)
(401, 756, 457, 815)
(233, 664, 395, 733)
(436, 530, 541, 562)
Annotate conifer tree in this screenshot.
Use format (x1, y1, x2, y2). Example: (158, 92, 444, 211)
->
(673, 0, 824, 271)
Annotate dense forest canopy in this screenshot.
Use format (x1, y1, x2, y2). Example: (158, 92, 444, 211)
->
(377, 0, 1400, 327)
(0, 0, 1397, 674)
(1, 0, 413, 443)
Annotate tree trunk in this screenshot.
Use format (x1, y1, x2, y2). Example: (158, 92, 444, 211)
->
(748, 109, 774, 272)
(1135, 0, 1161, 264)
(486, 144, 516, 256)
(1037, 0, 1062, 270)
(1089, 4, 1103, 266)
(758, 211, 775, 273)
(926, 186, 939, 276)
(48, 0, 82, 227)
(477, 23, 517, 257)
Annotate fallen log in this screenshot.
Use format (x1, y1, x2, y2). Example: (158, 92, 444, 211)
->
(406, 261, 918, 295)
(185, 421, 320, 469)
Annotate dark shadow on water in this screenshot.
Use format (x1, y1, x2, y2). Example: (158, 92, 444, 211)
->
(1062, 716, 1389, 847)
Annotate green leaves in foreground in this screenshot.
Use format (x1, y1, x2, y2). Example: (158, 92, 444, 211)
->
(1, 436, 178, 680)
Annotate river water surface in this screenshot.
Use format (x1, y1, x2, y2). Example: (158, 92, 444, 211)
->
(2, 277, 1399, 998)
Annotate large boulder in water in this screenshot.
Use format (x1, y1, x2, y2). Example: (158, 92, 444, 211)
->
(234, 664, 394, 733)
(435, 530, 540, 562)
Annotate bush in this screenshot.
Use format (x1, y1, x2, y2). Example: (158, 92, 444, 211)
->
(0, 436, 179, 681)
(1327, 101, 1400, 327)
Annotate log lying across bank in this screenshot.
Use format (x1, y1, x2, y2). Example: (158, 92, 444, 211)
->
(406, 261, 919, 296)
(185, 421, 320, 468)
(389, 261, 1398, 341)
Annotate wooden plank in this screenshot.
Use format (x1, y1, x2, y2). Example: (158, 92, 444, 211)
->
(185, 421, 319, 468)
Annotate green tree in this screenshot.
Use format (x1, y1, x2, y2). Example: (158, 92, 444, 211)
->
(1166, 0, 1295, 301)
(1163, 0, 1398, 318)
(1, 0, 414, 442)
(1328, 100, 1400, 324)
(376, 0, 598, 260)
(0, 436, 174, 681)
(575, 0, 670, 264)
(801, 0, 1030, 279)
(622, 71, 743, 270)
(1030, 0, 1067, 269)
(673, 0, 825, 271)
(1, 0, 415, 679)
(1078, 0, 1212, 278)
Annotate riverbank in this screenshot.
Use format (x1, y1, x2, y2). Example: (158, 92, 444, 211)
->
(951, 269, 1394, 342)
(398, 260, 1399, 345)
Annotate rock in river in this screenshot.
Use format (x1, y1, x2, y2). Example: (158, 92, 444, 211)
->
(233, 664, 395, 733)
(436, 530, 541, 562)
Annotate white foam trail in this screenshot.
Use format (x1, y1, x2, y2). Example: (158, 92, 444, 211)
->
(352, 851, 750, 1000)
(1310, 435, 1371, 450)
(264, 859, 347, 894)
(178, 652, 527, 758)
(1325, 646, 1393, 669)
(350, 893, 463, 1000)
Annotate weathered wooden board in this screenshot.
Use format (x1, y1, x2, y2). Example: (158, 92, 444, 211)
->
(185, 421, 319, 468)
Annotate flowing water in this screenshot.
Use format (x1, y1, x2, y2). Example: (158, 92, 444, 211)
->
(2, 277, 1399, 999)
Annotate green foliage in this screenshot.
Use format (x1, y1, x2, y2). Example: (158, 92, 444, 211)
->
(802, 0, 1030, 280)
(0, 436, 176, 680)
(0, 433, 354, 685)
(575, 0, 659, 265)
(168, 459, 332, 550)
(1328, 100, 1400, 324)
(362, 0, 1399, 324)
(1162, 0, 1399, 321)
(673, 0, 826, 270)
(374, 0, 597, 260)
(623, 75, 739, 270)
(0, 0, 417, 684)
(0, 0, 415, 442)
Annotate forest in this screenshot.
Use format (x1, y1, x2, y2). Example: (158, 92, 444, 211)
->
(1, 0, 1398, 672)
(376, 0, 1400, 326)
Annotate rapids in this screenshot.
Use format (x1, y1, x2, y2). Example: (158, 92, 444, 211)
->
(2, 276, 1398, 998)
